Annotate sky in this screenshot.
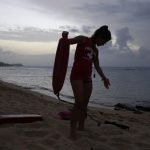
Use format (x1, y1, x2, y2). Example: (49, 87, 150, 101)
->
(0, 0, 150, 66)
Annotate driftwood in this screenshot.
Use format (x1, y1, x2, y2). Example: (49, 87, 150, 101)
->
(87, 113, 101, 126)
(114, 103, 150, 113)
(87, 113, 130, 130)
(0, 114, 43, 124)
(104, 120, 130, 130)
(136, 105, 150, 112)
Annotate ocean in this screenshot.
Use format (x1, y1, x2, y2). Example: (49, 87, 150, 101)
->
(0, 66, 150, 108)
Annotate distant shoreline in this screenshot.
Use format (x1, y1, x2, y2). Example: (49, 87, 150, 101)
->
(0, 62, 24, 67)
(1, 64, 150, 68)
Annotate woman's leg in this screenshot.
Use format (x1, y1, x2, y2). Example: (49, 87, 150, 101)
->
(84, 80, 93, 108)
(70, 80, 85, 139)
(78, 80, 93, 130)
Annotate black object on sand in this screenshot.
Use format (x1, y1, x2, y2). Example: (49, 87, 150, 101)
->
(104, 120, 130, 130)
(0, 114, 43, 124)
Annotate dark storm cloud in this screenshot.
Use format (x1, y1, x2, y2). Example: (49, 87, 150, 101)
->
(121, 0, 150, 21)
(107, 28, 133, 50)
(75, 0, 150, 22)
(100, 26, 150, 66)
(115, 27, 133, 51)
(114, 26, 150, 63)
(138, 47, 150, 59)
(100, 27, 134, 55)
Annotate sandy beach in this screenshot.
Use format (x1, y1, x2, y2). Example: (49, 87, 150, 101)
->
(0, 80, 150, 150)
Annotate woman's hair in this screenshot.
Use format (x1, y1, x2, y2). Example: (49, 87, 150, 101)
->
(92, 25, 111, 42)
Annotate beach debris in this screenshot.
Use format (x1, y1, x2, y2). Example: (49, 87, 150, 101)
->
(114, 103, 143, 113)
(136, 105, 150, 112)
(104, 120, 130, 130)
(87, 113, 101, 126)
(98, 111, 104, 115)
(114, 103, 136, 111)
(0, 114, 43, 124)
(58, 110, 72, 120)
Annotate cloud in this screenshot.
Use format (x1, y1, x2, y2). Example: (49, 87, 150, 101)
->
(120, 0, 150, 21)
(0, 26, 60, 42)
(78, 0, 150, 21)
(0, 47, 16, 56)
(138, 47, 150, 59)
(100, 27, 135, 55)
(115, 27, 133, 51)
(59, 25, 95, 34)
(59, 26, 80, 34)
(0, 47, 19, 64)
(81, 25, 95, 34)
(0, 47, 55, 66)
(1, 25, 150, 67)
(0, 25, 95, 43)
(99, 26, 150, 66)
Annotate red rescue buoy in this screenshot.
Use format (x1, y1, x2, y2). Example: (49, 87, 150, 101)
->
(52, 31, 70, 98)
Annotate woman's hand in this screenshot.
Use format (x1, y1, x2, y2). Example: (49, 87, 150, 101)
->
(102, 77, 110, 89)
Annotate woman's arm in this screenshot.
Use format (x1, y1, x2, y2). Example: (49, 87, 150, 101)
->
(68, 36, 86, 45)
(94, 49, 110, 89)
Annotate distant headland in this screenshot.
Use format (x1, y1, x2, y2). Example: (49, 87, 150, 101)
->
(0, 62, 24, 67)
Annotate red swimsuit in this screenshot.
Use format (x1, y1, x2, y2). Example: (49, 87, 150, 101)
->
(70, 37, 96, 81)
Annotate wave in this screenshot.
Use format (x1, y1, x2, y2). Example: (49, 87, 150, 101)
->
(30, 85, 74, 100)
(59, 93, 74, 100)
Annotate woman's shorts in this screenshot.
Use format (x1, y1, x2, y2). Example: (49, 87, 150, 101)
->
(70, 68, 92, 82)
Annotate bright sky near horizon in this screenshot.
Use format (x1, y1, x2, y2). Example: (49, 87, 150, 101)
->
(0, 0, 150, 66)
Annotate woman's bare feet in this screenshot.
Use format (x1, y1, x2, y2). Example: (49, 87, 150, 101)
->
(69, 129, 77, 140)
(78, 124, 85, 131)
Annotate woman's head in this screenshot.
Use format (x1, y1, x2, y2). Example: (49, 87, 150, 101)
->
(91, 25, 111, 46)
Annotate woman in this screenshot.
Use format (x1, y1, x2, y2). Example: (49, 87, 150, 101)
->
(68, 25, 111, 139)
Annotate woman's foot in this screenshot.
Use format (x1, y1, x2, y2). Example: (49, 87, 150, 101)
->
(69, 131, 77, 140)
(69, 127, 77, 140)
(78, 124, 85, 131)
(78, 127, 84, 131)
(78, 112, 86, 131)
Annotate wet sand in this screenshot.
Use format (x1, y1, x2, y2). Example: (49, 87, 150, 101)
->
(0, 80, 150, 150)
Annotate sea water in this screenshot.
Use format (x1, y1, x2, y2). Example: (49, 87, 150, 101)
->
(0, 66, 150, 108)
